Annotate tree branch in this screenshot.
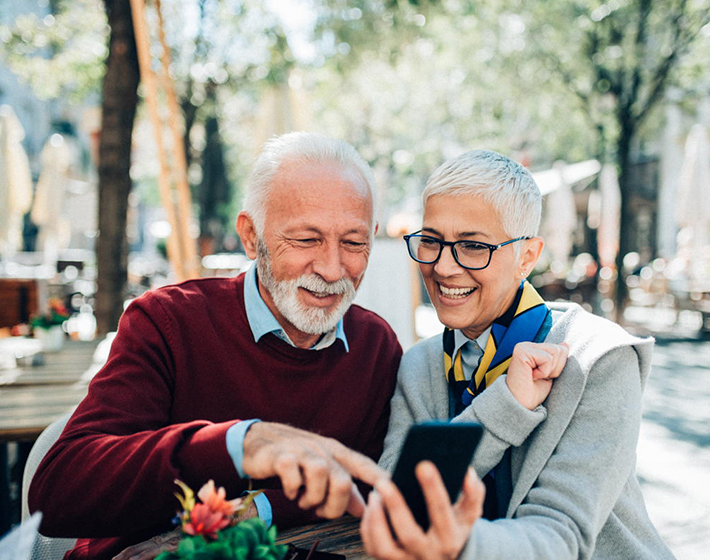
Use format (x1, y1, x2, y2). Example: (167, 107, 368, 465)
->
(626, 0, 652, 112)
(632, 0, 708, 125)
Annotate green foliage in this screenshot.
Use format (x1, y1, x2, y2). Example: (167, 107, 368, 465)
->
(0, 0, 107, 101)
(514, 0, 710, 158)
(311, 0, 709, 219)
(312, 0, 597, 208)
(30, 298, 71, 329)
(4, 0, 709, 241)
(155, 518, 287, 560)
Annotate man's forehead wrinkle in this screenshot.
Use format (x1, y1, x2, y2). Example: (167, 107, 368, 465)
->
(280, 223, 370, 237)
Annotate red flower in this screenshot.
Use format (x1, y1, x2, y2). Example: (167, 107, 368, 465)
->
(197, 480, 243, 516)
(182, 503, 230, 540)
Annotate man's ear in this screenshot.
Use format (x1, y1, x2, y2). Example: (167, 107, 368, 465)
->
(519, 237, 544, 278)
(236, 212, 258, 260)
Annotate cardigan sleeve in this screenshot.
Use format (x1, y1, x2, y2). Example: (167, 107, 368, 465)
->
(460, 345, 646, 559)
(28, 297, 245, 538)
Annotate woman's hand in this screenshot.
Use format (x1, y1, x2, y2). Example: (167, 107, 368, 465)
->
(506, 342, 569, 410)
(361, 462, 485, 560)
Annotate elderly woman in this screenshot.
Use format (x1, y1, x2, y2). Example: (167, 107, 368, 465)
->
(361, 150, 673, 560)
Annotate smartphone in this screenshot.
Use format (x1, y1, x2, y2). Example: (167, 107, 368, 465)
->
(390, 421, 483, 530)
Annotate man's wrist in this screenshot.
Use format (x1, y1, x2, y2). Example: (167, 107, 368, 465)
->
(251, 492, 273, 527)
(226, 419, 262, 478)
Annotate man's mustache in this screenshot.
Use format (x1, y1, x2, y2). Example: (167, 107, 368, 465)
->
(296, 274, 354, 296)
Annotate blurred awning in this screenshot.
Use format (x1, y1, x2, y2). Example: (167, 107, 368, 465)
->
(532, 159, 601, 196)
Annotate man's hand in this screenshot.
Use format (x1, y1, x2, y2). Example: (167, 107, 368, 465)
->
(361, 462, 485, 560)
(242, 422, 388, 518)
(506, 341, 569, 410)
(112, 527, 182, 560)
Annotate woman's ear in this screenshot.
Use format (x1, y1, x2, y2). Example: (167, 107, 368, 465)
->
(518, 237, 544, 278)
(236, 212, 258, 260)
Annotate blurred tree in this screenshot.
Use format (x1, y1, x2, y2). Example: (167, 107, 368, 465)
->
(160, 0, 293, 252)
(95, 0, 139, 334)
(518, 0, 710, 316)
(0, 0, 137, 333)
(195, 82, 231, 255)
(5, 0, 709, 326)
(315, 0, 710, 317)
(0, 0, 107, 101)
(312, 0, 595, 213)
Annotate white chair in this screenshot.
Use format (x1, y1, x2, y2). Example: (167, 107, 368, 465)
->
(21, 413, 77, 560)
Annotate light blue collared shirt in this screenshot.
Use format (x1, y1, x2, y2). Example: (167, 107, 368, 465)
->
(242, 263, 349, 351)
(453, 327, 491, 380)
(226, 264, 350, 526)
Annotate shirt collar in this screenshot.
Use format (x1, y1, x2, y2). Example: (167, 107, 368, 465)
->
(243, 264, 349, 352)
(453, 326, 491, 356)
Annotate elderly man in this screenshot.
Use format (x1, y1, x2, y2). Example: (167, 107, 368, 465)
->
(361, 149, 673, 560)
(29, 132, 402, 559)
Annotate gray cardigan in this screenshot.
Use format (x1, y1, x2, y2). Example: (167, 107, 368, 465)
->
(379, 302, 674, 559)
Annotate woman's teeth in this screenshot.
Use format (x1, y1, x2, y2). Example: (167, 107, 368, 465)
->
(439, 285, 475, 299)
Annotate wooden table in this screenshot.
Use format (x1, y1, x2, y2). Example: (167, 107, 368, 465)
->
(277, 515, 369, 559)
(0, 340, 98, 442)
(0, 339, 98, 534)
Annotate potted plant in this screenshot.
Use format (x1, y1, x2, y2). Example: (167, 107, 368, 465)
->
(30, 298, 70, 352)
(156, 480, 287, 560)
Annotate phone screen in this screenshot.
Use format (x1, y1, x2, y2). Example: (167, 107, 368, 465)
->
(390, 421, 483, 530)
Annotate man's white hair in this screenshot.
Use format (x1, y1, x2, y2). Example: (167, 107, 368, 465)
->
(243, 131, 377, 233)
(423, 149, 542, 239)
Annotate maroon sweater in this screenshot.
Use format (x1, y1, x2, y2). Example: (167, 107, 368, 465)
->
(29, 274, 401, 559)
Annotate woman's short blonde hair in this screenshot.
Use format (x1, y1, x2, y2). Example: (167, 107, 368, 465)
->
(423, 149, 542, 239)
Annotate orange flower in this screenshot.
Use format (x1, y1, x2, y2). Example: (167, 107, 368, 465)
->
(196, 480, 243, 516)
(182, 503, 231, 539)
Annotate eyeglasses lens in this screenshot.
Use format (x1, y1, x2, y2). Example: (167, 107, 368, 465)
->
(408, 236, 491, 269)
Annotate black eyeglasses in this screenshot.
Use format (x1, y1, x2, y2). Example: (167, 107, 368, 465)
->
(403, 231, 530, 270)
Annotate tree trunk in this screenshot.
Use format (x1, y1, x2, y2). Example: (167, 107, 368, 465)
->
(95, 0, 139, 334)
(197, 83, 231, 255)
(614, 117, 636, 321)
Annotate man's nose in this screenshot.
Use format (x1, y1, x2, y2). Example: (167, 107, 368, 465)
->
(313, 243, 345, 283)
(433, 244, 463, 276)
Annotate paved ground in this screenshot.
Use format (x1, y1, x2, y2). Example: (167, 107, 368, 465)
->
(633, 332, 710, 560)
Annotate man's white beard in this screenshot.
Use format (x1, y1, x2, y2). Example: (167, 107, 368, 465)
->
(256, 239, 357, 335)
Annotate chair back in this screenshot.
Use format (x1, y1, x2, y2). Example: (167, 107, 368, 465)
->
(21, 413, 77, 560)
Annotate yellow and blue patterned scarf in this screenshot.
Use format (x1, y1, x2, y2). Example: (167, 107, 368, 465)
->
(444, 280, 552, 412)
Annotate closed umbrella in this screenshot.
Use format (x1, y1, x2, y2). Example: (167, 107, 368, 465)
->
(0, 105, 33, 258)
(675, 124, 710, 288)
(596, 164, 621, 269)
(539, 162, 578, 268)
(31, 133, 73, 262)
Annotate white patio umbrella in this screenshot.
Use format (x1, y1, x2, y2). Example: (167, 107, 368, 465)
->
(675, 124, 710, 287)
(596, 164, 621, 269)
(31, 133, 73, 262)
(539, 162, 579, 268)
(0, 105, 33, 258)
